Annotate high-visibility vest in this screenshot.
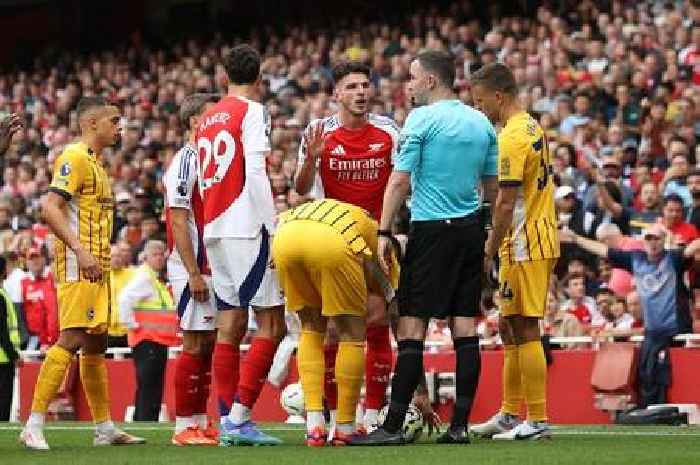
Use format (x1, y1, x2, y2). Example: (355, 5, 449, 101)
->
(0, 288, 20, 364)
(109, 267, 135, 337)
(127, 265, 180, 347)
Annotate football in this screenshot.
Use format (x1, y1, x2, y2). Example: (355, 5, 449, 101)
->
(280, 382, 305, 416)
(377, 402, 424, 443)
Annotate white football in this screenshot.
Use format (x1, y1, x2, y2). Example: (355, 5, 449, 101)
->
(377, 402, 424, 443)
(280, 382, 305, 416)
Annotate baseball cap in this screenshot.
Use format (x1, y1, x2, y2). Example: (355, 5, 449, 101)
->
(26, 247, 41, 259)
(555, 185, 576, 201)
(642, 223, 666, 239)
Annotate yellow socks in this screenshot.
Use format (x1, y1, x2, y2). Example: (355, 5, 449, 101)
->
(297, 330, 325, 413)
(501, 344, 523, 416)
(31, 345, 73, 414)
(80, 354, 111, 423)
(335, 341, 365, 425)
(518, 340, 547, 422)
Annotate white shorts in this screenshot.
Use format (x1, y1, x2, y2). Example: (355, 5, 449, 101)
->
(205, 228, 284, 310)
(171, 275, 218, 331)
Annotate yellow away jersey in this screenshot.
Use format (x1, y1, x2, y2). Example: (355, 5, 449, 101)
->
(497, 112, 560, 263)
(279, 199, 399, 298)
(49, 142, 114, 283)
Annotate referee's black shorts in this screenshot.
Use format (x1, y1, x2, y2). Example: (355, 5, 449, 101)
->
(396, 213, 485, 320)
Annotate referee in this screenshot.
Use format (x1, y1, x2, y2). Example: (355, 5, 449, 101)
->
(350, 50, 499, 445)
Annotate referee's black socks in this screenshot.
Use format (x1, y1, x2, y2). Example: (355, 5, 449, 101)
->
(451, 336, 481, 431)
(383, 339, 424, 434)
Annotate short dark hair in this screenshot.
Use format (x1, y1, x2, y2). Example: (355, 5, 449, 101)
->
(332, 61, 371, 85)
(224, 44, 261, 85)
(416, 50, 456, 89)
(688, 168, 700, 179)
(76, 96, 107, 118)
(180, 93, 219, 130)
(663, 193, 685, 206)
(469, 62, 517, 96)
(564, 272, 586, 287)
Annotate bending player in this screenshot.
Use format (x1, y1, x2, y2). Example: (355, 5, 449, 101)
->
(165, 93, 220, 446)
(295, 61, 399, 431)
(272, 199, 398, 446)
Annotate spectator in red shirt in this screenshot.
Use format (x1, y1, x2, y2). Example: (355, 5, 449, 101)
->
(561, 272, 605, 326)
(19, 247, 58, 351)
(661, 193, 699, 246)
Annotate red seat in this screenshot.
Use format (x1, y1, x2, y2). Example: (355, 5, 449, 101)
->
(591, 342, 638, 393)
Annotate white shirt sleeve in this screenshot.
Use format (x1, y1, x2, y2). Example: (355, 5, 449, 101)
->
(246, 149, 278, 234)
(118, 269, 157, 328)
(164, 147, 197, 210)
(241, 102, 271, 154)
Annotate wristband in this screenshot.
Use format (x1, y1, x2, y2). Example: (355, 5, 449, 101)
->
(377, 229, 393, 237)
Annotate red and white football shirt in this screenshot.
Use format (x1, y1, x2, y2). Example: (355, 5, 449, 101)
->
(163, 143, 209, 279)
(297, 114, 399, 220)
(195, 95, 275, 239)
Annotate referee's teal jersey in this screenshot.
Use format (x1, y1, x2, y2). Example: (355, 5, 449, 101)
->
(394, 99, 498, 221)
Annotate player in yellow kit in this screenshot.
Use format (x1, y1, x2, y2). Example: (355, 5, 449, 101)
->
(470, 63, 560, 440)
(20, 96, 144, 450)
(272, 199, 398, 447)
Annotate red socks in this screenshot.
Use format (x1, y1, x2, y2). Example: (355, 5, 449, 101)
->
(238, 337, 277, 409)
(365, 324, 392, 410)
(323, 343, 339, 410)
(175, 352, 203, 418)
(197, 352, 213, 415)
(213, 342, 240, 415)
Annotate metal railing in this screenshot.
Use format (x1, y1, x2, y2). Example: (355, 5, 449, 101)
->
(18, 334, 700, 360)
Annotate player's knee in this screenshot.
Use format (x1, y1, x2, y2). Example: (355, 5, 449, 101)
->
(182, 332, 203, 355)
(218, 315, 247, 345)
(56, 331, 81, 354)
(333, 316, 365, 342)
(396, 316, 427, 341)
(366, 294, 389, 327)
(520, 317, 541, 343)
(254, 306, 287, 342)
(451, 316, 477, 338)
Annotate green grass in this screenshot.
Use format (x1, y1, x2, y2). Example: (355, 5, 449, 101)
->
(2, 423, 700, 465)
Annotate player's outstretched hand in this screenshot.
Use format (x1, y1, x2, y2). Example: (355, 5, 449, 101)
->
(188, 272, 209, 303)
(413, 391, 442, 436)
(0, 113, 22, 156)
(77, 248, 103, 282)
(304, 121, 326, 160)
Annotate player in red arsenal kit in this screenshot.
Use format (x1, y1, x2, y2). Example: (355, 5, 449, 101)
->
(295, 62, 399, 434)
(194, 45, 286, 446)
(164, 93, 219, 445)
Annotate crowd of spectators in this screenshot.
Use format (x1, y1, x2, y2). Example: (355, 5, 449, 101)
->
(2, 0, 700, 350)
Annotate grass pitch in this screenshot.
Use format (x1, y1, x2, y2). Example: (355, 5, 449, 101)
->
(2, 423, 700, 465)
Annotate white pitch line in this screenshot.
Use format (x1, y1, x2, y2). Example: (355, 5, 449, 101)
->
(1, 425, 699, 436)
(0, 425, 304, 432)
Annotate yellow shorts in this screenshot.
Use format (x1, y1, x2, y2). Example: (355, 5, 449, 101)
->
(498, 258, 556, 318)
(58, 280, 111, 333)
(272, 221, 367, 317)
